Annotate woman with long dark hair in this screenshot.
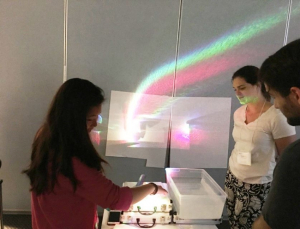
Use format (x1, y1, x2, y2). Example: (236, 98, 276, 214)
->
(23, 78, 167, 229)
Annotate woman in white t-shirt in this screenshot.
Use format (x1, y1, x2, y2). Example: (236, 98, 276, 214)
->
(225, 65, 296, 229)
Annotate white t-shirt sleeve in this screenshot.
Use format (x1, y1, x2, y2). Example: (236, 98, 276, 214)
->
(271, 110, 296, 139)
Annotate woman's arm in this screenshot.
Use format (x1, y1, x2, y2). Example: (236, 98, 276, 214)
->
(70, 158, 167, 210)
(252, 215, 271, 229)
(275, 135, 297, 156)
(130, 183, 168, 204)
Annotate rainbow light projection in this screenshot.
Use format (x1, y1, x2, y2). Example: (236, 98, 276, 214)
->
(124, 4, 300, 142)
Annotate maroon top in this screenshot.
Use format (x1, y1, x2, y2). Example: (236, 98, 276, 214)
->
(31, 157, 132, 229)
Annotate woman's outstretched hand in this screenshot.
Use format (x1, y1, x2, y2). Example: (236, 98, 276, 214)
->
(156, 185, 168, 195)
(131, 183, 168, 204)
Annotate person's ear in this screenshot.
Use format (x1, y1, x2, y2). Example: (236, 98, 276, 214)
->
(289, 87, 300, 105)
(264, 83, 269, 92)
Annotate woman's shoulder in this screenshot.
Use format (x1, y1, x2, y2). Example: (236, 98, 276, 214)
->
(266, 105, 296, 135)
(265, 105, 287, 120)
(267, 104, 276, 112)
(261, 105, 279, 118)
(233, 105, 246, 119)
(232, 104, 244, 118)
(71, 157, 102, 177)
(234, 105, 246, 114)
(71, 157, 91, 171)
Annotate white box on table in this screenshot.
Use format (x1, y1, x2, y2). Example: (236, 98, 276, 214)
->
(165, 168, 227, 220)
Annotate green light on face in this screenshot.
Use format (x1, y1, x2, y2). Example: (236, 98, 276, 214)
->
(236, 96, 258, 105)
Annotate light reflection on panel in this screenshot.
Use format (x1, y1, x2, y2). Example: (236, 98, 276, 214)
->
(105, 91, 231, 168)
(126, 1, 296, 132)
(67, 1, 180, 168)
(105, 91, 171, 168)
(170, 97, 231, 168)
(174, 0, 292, 98)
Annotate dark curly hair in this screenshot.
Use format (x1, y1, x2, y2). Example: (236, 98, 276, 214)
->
(259, 39, 300, 97)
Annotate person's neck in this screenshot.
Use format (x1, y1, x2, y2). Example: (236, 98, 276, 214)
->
(246, 99, 267, 113)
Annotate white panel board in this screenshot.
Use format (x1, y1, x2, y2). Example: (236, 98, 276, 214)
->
(170, 98, 231, 168)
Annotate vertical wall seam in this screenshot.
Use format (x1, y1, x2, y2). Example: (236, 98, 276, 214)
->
(63, 0, 68, 82)
(283, 0, 293, 46)
(172, 0, 183, 98)
(165, 0, 184, 168)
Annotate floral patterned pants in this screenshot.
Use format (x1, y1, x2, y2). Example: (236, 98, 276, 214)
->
(224, 170, 271, 229)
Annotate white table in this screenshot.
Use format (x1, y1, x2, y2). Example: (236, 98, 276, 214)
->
(101, 182, 219, 229)
(101, 209, 218, 229)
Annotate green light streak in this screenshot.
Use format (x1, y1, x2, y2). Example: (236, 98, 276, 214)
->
(136, 5, 300, 94)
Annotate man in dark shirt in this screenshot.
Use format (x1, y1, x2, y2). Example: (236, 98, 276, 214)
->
(252, 38, 300, 229)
